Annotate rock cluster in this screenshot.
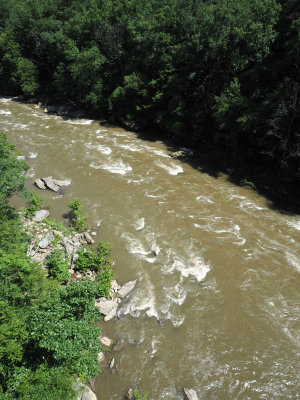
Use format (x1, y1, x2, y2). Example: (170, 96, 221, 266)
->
(34, 176, 71, 193)
(25, 217, 94, 267)
(95, 279, 137, 322)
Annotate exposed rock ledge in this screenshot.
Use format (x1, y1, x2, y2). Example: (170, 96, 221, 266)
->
(34, 176, 71, 193)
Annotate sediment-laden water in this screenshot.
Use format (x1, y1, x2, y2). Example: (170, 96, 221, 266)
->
(1, 97, 300, 399)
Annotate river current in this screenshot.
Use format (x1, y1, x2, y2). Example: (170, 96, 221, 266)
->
(1, 98, 300, 399)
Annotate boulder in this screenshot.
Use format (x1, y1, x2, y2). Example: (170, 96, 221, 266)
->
(98, 351, 106, 365)
(34, 178, 46, 190)
(104, 308, 117, 322)
(118, 280, 137, 299)
(126, 388, 135, 400)
(81, 388, 97, 400)
(62, 238, 74, 255)
(53, 179, 71, 187)
(183, 388, 198, 400)
(95, 299, 118, 316)
(38, 235, 54, 249)
(100, 336, 112, 347)
(42, 176, 60, 192)
(109, 357, 115, 369)
(83, 232, 94, 244)
(33, 209, 49, 222)
(111, 280, 121, 292)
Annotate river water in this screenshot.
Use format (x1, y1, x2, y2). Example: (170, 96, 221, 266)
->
(1, 98, 300, 399)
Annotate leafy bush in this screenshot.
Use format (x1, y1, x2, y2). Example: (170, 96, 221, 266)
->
(46, 249, 70, 284)
(68, 198, 87, 232)
(75, 242, 114, 297)
(240, 178, 256, 189)
(43, 218, 70, 235)
(25, 192, 42, 218)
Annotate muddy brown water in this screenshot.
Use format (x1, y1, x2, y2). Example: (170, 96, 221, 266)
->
(1, 98, 300, 400)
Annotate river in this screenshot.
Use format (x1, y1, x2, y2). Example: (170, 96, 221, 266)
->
(1, 97, 300, 399)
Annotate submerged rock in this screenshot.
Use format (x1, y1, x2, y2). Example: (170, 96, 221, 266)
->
(183, 388, 198, 400)
(118, 280, 137, 299)
(33, 210, 49, 222)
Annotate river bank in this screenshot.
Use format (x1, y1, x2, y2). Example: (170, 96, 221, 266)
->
(21, 207, 140, 399)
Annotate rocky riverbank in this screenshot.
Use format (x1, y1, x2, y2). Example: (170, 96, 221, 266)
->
(22, 210, 138, 400)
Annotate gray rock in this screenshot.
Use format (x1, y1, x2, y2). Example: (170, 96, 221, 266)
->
(38, 235, 54, 249)
(33, 209, 49, 222)
(62, 238, 74, 255)
(126, 388, 135, 400)
(118, 280, 137, 299)
(53, 179, 71, 187)
(33, 178, 44, 190)
(109, 357, 115, 369)
(100, 336, 112, 347)
(83, 232, 94, 244)
(98, 351, 106, 365)
(183, 388, 198, 400)
(81, 387, 97, 400)
(104, 308, 117, 322)
(95, 299, 118, 316)
(42, 177, 60, 192)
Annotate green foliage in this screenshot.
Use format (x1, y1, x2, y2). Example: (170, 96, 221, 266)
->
(240, 178, 256, 189)
(0, 132, 28, 202)
(25, 192, 42, 218)
(46, 249, 70, 284)
(75, 242, 113, 297)
(7, 365, 76, 400)
(28, 282, 101, 380)
(134, 389, 149, 400)
(16, 57, 39, 97)
(43, 218, 70, 234)
(0, 135, 104, 398)
(68, 198, 87, 232)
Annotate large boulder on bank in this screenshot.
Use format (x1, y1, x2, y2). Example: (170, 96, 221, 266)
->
(33, 209, 49, 222)
(118, 280, 137, 299)
(183, 388, 198, 400)
(95, 299, 118, 316)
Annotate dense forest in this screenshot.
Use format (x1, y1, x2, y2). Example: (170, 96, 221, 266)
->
(0, 131, 114, 399)
(0, 0, 299, 196)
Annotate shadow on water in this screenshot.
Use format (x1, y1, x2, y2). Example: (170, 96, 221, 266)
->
(129, 127, 300, 216)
